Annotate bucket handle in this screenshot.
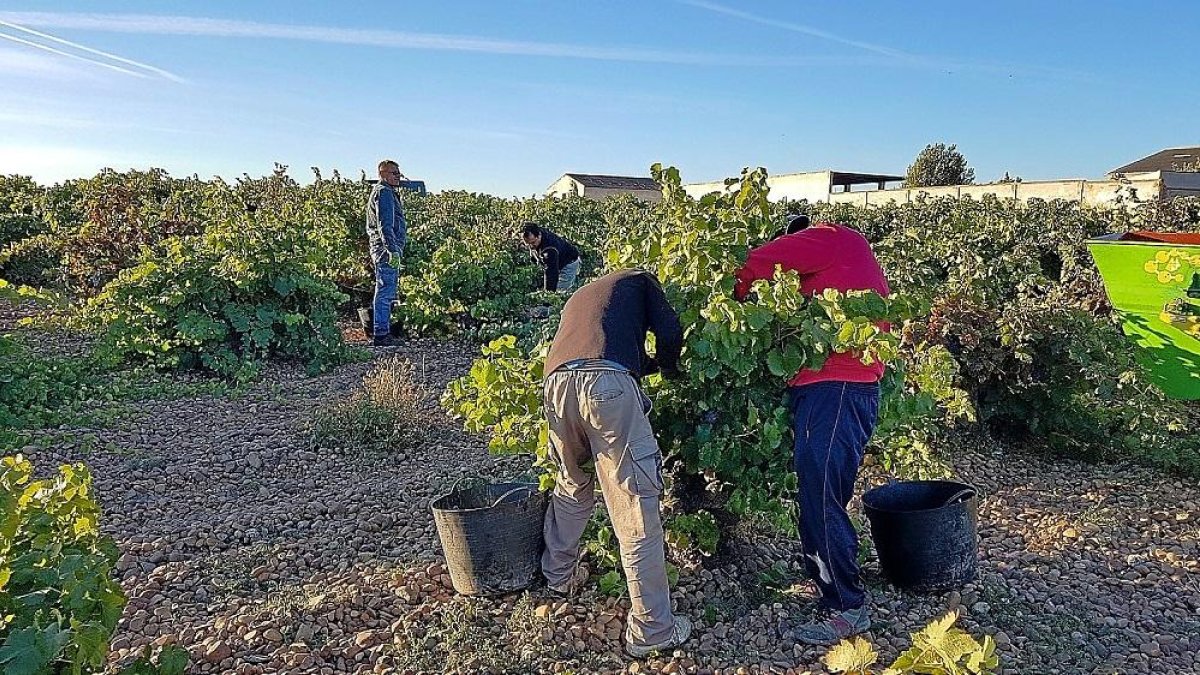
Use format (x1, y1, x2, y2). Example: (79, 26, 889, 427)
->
(943, 488, 975, 507)
(492, 485, 534, 508)
(448, 475, 487, 495)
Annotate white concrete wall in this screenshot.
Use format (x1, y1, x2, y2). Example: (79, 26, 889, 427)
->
(766, 172, 833, 202)
(1017, 181, 1087, 202)
(686, 170, 1186, 208)
(961, 184, 1018, 201)
(831, 192, 869, 206)
(828, 178, 1165, 207)
(545, 175, 662, 202)
(859, 190, 903, 205)
(830, 188, 904, 205)
(545, 175, 582, 198)
(683, 171, 831, 202)
(1082, 178, 1156, 205)
(682, 180, 731, 199)
(910, 186, 963, 201)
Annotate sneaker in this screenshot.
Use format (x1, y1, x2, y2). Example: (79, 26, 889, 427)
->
(780, 605, 870, 646)
(624, 615, 693, 658)
(371, 334, 400, 347)
(546, 564, 589, 598)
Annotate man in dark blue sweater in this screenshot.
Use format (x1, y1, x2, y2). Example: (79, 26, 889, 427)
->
(540, 269, 691, 657)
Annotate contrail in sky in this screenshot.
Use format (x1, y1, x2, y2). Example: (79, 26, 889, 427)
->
(679, 0, 913, 59)
(0, 18, 183, 81)
(677, 0, 1099, 82)
(0, 11, 883, 68)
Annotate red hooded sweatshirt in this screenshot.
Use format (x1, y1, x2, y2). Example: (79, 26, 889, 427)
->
(734, 222, 891, 386)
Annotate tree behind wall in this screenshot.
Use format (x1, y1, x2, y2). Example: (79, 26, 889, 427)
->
(905, 143, 976, 187)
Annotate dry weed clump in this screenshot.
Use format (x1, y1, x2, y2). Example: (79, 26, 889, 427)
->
(310, 356, 429, 454)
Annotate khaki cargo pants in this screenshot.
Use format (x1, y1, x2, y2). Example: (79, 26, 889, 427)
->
(541, 362, 674, 647)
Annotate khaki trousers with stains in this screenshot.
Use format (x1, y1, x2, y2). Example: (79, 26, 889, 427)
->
(540, 363, 674, 646)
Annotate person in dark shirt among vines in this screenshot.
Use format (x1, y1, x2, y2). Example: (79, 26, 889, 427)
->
(522, 223, 582, 293)
(539, 268, 692, 657)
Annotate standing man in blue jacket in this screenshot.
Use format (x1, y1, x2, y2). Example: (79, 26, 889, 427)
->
(366, 159, 408, 347)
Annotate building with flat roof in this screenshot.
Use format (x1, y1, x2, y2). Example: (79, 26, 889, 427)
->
(683, 170, 903, 202)
(683, 148, 1200, 207)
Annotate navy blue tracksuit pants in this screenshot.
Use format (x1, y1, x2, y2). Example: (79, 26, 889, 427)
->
(788, 380, 880, 611)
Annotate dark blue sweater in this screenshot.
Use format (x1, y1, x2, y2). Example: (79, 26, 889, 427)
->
(545, 269, 683, 379)
(534, 229, 581, 291)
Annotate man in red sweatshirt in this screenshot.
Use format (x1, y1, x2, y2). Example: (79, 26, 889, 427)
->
(734, 214, 890, 646)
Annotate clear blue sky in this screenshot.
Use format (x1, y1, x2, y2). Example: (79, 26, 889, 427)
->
(1, 2, 1196, 196)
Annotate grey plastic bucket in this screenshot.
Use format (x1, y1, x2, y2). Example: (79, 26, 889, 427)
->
(431, 482, 547, 596)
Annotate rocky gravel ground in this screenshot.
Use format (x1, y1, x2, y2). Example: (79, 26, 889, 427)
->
(11, 320, 1200, 674)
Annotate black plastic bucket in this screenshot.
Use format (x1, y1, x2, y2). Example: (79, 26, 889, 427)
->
(862, 480, 979, 592)
(431, 482, 547, 596)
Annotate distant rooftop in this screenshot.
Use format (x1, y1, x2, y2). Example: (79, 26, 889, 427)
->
(828, 171, 905, 187)
(1110, 147, 1200, 175)
(565, 173, 660, 191)
(689, 169, 904, 187)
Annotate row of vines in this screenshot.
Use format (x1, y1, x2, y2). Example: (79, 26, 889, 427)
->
(3, 165, 1198, 474)
(2, 165, 1198, 472)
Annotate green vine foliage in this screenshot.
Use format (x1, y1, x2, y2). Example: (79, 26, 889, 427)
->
(395, 232, 538, 336)
(804, 193, 1199, 473)
(664, 510, 721, 557)
(607, 165, 964, 520)
(0, 455, 125, 675)
(0, 455, 191, 675)
(1, 168, 1195, 472)
(0, 168, 650, 380)
(58, 169, 198, 294)
(0, 332, 103, 452)
(442, 335, 553, 487)
(0, 175, 43, 217)
(825, 610, 998, 675)
(87, 174, 356, 380)
(0, 232, 61, 288)
(0, 336, 87, 423)
(393, 191, 646, 338)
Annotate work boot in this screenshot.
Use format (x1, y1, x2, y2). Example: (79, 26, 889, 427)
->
(624, 615, 693, 658)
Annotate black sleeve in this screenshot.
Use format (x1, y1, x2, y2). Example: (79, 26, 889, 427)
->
(644, 274, 683, 377)
(541, 247, 560, 292)
(560, 237, 580, 266)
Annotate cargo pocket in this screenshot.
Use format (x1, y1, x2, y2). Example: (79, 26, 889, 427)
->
(620, 436, 663, 497)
